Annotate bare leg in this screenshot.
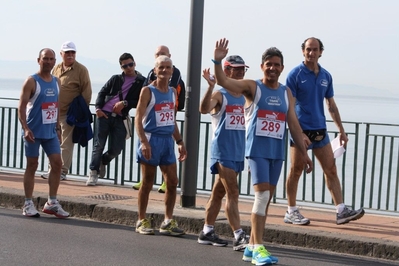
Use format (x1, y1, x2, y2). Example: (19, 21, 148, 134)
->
(313, 144, 343, 205)
(217, 163, 241, 231)
(205, 174, 226, 225)
(47, 153, 62, 197)
(24, 157, 38, 198)
(159, 163, 178, 220)
(286, 146, 306, 207)
(138, 162, 156, 220)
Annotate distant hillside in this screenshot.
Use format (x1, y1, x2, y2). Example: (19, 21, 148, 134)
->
(0, 58, 152, 84)
(1, 59, 398, 101)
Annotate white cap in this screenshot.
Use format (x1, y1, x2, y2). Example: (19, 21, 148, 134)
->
(61, 41, 76, 52)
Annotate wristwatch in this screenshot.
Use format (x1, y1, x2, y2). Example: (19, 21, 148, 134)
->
(123, 100, 127, 107)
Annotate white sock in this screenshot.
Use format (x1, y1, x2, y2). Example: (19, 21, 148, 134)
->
(288, 206, 298, 214)
(233, 228, 244, 240)
(24, 198, 33, 205)
(203, 224, 214, 234)
(48, 196, 57, 204)
(336, 203, 346, 214)
(164, 219, 171, 224)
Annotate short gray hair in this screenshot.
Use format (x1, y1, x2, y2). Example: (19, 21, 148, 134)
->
(155, 55, 173, 67)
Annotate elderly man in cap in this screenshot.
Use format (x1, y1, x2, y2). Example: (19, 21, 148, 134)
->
(197, 55, 249, 251)
(41, 41, 92, 180)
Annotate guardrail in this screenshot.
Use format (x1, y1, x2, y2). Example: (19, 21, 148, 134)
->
(1, 98, 398, 213)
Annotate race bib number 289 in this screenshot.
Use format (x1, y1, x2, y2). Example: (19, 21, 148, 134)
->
(41, 102, 58, 124)
(255, 109, 286, 139)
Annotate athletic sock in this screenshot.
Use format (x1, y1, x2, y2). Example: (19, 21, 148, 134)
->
(203, 224, 214, 234)
(234, 228, 244, 240)
(288, 206, 298, 214)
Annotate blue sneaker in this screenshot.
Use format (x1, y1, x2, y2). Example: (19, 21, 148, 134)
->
(243, 246, 278, 265)
(242, 246, 253, 262)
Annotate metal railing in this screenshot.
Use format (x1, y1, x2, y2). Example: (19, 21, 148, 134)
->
(1, 98, 398, 213)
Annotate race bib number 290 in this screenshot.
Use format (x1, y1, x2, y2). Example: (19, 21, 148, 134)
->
(255, 110, 286, 139)
(225, 105, 245, 130)
(155, 102, 175, 127)
(41, 102, 58, 124)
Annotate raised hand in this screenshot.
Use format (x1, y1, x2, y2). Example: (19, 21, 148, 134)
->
(202, 68, 216, 87)
(214, 38, 229, 62)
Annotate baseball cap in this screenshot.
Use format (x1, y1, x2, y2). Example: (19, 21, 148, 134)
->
(61, 41, 76, 52)
(224, 55, 249, 68)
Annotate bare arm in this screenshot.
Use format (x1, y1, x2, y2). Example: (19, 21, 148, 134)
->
(213, 38, 255, 99)
(286, 88, 313, 173)
(199, 68, 221, 114)
(18, 77, 36, 143)
(134, 87, 152, 160)
(326, 97, 348, 146)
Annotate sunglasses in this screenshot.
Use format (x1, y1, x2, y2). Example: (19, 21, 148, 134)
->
(64, 51, 76, 54)
(121, 62, 134, 69)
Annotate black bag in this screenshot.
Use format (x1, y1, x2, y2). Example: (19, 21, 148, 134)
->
(303, 129, 326, 142)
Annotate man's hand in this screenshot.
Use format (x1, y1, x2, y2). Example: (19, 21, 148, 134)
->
(214, 38, 229, 62)
(112, 101, 125, 114)
(141, 141, 152, 161)
(96, 109, 108, 119)
(23, 128, 35, 143)
(177, 142, 187, 162)
(202, 68, 216, 87)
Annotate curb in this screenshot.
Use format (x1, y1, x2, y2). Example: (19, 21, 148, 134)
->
(1, 188, 398, 261)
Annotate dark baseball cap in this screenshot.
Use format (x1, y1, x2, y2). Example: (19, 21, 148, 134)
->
(224, 55, 249, 68)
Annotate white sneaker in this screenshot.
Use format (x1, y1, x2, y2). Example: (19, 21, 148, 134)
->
(41, 173, 67, 180)
(283, 210, 310, 225)
(41, 173, 48, 179)
(86, 170, 98, 186)
(42, 201, 70, 218)
(60, 173, 67, 180)
(22, 202, 40, 217)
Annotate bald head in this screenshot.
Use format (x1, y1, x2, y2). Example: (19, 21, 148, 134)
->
(155, 45, 171, 58)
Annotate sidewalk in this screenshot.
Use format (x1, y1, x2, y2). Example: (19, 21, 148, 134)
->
(1, 169, 398, 261)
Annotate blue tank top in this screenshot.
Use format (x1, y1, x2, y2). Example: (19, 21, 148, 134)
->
(210, 88, 245, 161)
(142, 85, 176, 136)
(245, 80, 288, 159)
(25, 74, 59, 139)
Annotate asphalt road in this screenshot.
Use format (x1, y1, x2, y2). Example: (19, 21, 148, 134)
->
(0, 207, 396, 266)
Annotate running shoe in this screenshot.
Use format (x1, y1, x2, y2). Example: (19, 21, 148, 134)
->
(283, 210, 310, 225)
(159, 219, 185, 236)
(42, 201, 70, 218)
(135, 218, 154, 235)
(336, 207, 365, 225)
(132, 181, 142, 190)
(22, 201, 40, 217)
(157, 182, 166, 193)
(198, 230, 228, 246)
(233, 231, 249, 251)
(86, 170, 98, 186)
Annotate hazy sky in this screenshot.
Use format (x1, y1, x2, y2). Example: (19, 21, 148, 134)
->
(1, 0, 398, 95)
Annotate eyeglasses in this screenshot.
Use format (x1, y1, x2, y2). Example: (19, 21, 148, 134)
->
(226, 67, 247, 73)
(121, 62, 134, 69)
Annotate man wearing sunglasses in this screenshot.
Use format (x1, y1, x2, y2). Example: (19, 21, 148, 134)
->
(86, 53, 145, 186)
(41, 41, 92, 181)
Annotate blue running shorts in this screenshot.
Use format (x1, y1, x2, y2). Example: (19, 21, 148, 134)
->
(247, 157, 283, 186)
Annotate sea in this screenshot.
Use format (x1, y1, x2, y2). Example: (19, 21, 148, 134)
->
(1, 78, 398, 213)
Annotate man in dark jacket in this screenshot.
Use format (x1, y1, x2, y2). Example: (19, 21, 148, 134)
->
(133, 45, 186, 192)
(86, 53, 145, 186)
